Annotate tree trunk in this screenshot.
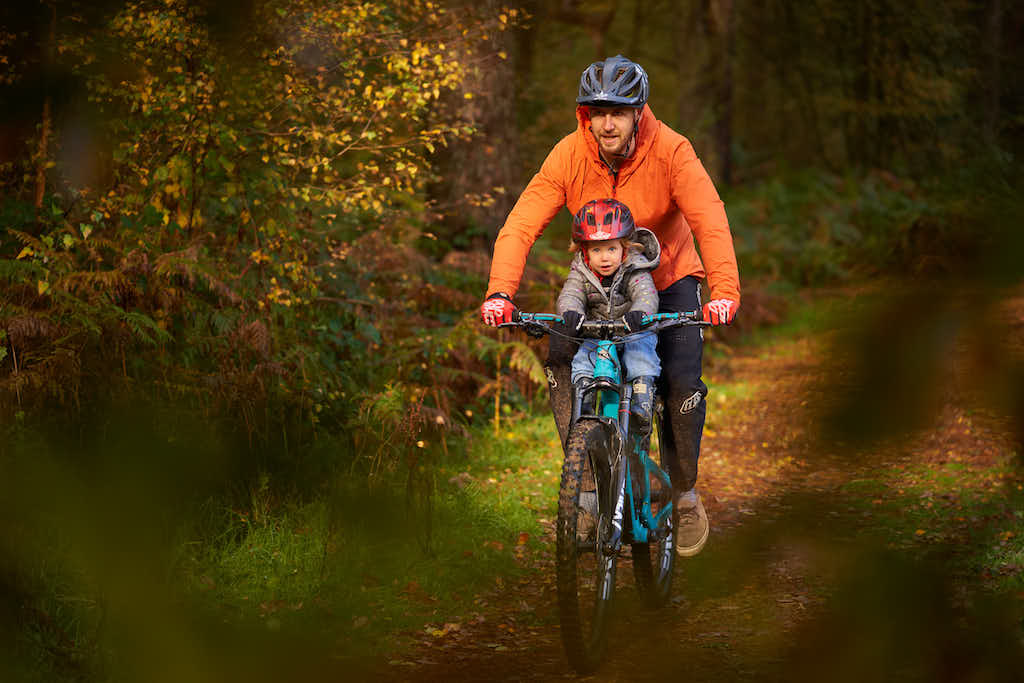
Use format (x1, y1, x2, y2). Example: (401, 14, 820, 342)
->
(425, 1, 525, 249)
(675, 0, 707, 140)
(551, 0, 619, 60)
(34, 2, 56, 214)
(711, 0, 735, 185)
(985, 0, 1003, 144)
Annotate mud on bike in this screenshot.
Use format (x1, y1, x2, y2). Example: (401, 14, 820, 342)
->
(501, 310, 709, 673)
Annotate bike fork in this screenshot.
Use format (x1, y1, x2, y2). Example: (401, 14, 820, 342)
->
(604, 470, 626, 555)
(603, 385, 633, 555)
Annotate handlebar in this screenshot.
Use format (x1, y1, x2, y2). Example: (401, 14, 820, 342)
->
(499, 311, 709, 339)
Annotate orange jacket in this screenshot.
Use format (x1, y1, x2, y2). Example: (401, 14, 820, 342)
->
(486, 105, 740, 304)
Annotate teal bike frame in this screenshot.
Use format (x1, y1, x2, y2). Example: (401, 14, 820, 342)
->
(513, 313, 697, 550)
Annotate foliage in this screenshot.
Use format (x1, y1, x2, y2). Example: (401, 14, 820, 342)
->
(0, 0, 523, 450)
(724, 153, 1023, 287)
(2, 406, 553, 681)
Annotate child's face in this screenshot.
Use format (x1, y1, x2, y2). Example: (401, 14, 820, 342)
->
(585, 239, 624, 277)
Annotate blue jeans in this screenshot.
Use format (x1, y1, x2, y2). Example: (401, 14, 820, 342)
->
(570, 331, 661, 384)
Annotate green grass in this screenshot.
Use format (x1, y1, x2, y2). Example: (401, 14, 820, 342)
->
(3, 410, 566, 681)
(177, 414, 563, 660)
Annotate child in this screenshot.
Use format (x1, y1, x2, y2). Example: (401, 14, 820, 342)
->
(556, 198, 660, 428)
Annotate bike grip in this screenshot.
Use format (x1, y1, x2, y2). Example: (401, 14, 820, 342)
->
(511, 309, 522, 323)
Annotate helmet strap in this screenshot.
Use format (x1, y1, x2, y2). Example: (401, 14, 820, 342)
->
(620, 110, 641, 156)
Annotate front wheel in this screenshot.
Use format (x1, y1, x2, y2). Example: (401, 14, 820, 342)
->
(556, 420, 618, 674)
(631, 407, 677, 608)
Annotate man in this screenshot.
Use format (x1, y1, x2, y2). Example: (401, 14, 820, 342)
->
(480, 55, 740, 557)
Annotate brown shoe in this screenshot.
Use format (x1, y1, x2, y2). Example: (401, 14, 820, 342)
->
(674, 489, 709, 557)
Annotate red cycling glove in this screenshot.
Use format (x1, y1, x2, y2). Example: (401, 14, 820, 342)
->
(702, 299, 739, 326)
(480, 292, 517, 326)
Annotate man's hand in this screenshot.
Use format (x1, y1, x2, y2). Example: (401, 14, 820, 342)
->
(622, 310, 646, 332)
(481, 292, 517, 326)
(702, 299, 739, 326)
(561, 310, 584, 333)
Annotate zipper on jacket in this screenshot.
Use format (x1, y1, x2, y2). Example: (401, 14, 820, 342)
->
(600, 158, 619, 197)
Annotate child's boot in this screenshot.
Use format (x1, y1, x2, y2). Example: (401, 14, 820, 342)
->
(630, 376, 657, 432)
(572, 376, 595, 419)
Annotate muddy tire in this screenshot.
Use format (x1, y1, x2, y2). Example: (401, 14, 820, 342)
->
(556, 420, 617, 674)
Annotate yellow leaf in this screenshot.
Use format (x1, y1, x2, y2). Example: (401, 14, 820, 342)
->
(16, 247, 33, 260)
(37, 280, 49, 295)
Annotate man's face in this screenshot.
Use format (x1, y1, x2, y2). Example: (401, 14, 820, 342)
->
(585, 239, 625, 277)
(588, 106, 638, 158)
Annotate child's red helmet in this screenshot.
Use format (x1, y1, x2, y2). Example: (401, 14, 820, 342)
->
(572, 199, 636, 244)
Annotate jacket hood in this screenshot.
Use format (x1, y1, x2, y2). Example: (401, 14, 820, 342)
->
(625, 227, 660, 271)
(575, 103, 658, 177)
(570, 227, 661, 288)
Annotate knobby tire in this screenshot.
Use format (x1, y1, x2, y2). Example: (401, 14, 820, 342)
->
(556, 420, 617, 674)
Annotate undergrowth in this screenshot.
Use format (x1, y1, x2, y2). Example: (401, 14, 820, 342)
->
(2, 411, 561, 682)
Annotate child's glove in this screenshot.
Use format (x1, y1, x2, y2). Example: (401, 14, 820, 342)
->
(702, 299, 739, 326)
(561, 310, 584, 333)
(622, 310, 646, 332)
(480, 292, 517, 326)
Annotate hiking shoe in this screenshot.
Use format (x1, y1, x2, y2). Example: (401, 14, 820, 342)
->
(674, 489, 709, 557)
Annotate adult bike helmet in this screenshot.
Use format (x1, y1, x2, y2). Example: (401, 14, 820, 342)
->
(576, 54, 649, 108)
(572, 198, 636, 244)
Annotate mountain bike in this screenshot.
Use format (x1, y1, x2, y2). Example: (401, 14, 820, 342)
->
(501, 310, 709, 673)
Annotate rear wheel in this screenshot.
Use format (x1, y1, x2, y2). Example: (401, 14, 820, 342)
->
(556, 420, 617, 674)
(631, 406, 677, 607)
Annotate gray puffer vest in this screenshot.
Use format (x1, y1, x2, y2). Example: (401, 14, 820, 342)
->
(556, 228, 661, 321)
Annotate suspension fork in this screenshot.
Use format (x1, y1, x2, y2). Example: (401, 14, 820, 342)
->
(603, 384, 634, 555)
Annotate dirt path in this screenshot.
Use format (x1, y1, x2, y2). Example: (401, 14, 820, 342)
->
(368, 296, 1024, 681)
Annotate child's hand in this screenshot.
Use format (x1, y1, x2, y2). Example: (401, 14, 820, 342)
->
(622, 310, 646, 332)
(561, 310, 584, 333)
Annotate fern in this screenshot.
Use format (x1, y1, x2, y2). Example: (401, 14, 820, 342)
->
(120, 309, 172, 346)
(57, 269, 135, 304)
(0, 258, 44, 282)
(506, 341, 546, 387)
(7, 229, 43, 250)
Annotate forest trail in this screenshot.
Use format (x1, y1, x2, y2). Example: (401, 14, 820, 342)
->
(366, 294, 1024, 682)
